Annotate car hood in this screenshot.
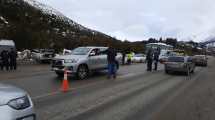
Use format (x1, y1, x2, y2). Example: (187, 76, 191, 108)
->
(54, 54, 87, 60)
(0, 83, 27, 105)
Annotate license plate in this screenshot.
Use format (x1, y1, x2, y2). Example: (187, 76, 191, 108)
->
(169, 64, 180, 68)
(22, 116, 34, 120)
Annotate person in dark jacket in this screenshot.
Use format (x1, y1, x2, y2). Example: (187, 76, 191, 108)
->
(146, 48, 153, 71)
(101, 47, 117, 79)
(153, 48, 160, 71)
(1, 50, 9, 71)
(9, 48, 17, 70)
(0, 51, 3, 70)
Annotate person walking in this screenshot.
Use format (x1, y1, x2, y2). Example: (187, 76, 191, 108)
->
(102, 47, 117, 79)
(9, 48, 17, 70)
(1, 50, 9, 71)
(146, 48, 153, 71)
(153, 48, 160, 71)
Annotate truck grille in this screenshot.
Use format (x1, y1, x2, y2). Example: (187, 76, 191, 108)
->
(52, 60, 63, 66)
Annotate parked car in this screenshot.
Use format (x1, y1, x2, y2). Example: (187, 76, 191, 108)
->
(52, 46, 122, 79)
(165, 56, 195, 75)
(131, 54, 146, 63)
(0, 83, 35, 120)
(193, 55, 208, 66)
(0, 40, 16, 66)
(31, 49, 55, 63)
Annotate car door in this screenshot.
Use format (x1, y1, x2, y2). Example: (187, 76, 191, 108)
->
(88, 48, 101, 70)
(98, 48, 108, 69)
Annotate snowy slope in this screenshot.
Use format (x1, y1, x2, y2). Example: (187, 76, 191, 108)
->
(23, 0, 93, 32)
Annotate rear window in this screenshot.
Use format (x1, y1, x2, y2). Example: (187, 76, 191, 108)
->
(194, 55, 205, 59)
(168, 57, 184, 62)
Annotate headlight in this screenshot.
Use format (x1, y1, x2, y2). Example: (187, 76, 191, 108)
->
(8, 96, 31, 110)
(64, 59, 78, 63)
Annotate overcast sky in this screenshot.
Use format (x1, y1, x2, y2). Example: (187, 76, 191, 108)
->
(37, 0, 215, 42)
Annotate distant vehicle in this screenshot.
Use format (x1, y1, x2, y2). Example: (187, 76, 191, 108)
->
(0, 83, 35, 120)
(193, 55, 208, 66)
(131, 54, 146, 63)
(0, 40, 16, 65)
(31, 49, 55, 63)
(159, 50, 177, 63)
(52, 46, 122, 79)
(146, 43, 173, 52)
(165, 56, 195, 75)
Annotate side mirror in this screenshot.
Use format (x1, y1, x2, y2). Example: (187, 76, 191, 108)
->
(89, 52, 96, 56)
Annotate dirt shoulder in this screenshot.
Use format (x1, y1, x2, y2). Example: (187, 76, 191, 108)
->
(152, 58, 215, 120)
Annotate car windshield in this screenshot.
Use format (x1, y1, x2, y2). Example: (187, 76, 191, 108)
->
(71, 47, 91, 55)
(168, 57, 184, 62)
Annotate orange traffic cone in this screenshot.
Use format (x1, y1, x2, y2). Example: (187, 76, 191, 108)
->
(61, 70, 69, 92)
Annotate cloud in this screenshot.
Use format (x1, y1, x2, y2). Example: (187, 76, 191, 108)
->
(37, 0, 215, 42)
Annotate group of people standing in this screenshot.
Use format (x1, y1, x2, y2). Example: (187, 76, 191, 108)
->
(146, 48, 161, 71)
(0, 48, 17, 71)
(105, 47, 161, 79)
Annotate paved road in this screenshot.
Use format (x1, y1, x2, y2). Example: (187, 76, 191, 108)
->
(0, 58, 213, 120)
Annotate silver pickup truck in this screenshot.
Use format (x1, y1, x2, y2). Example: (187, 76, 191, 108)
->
(52, 46, 122, 79)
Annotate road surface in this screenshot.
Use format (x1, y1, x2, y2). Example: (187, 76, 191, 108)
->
(0, 58, 214, 120)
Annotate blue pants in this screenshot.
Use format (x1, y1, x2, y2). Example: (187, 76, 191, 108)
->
(108, 63, 116, 76)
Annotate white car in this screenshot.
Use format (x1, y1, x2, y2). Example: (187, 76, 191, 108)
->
(0, 83, 35, 120)
(52, 46, 122, 79)
(131, 54, 146, 63)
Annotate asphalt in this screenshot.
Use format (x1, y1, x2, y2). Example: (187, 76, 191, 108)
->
(0, 58, 213, 120)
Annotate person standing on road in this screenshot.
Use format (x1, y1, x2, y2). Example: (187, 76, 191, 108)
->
(146, 48, 153, 71)
(153, 48, 160, 71)
(0, 51, 3, 70)
(1, 50, 9, 71)
(127, 52, 132, 65)
(101, 47, 117, 79)
(9, 48, 17, 70)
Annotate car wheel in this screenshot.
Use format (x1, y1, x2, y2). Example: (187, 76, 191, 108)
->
(77, 65, 89, 80)
(165, 70, 169, 74)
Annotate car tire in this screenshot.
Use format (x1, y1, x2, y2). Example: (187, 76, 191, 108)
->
(77, 65, 89, 80)
(165, 70, 169, 74)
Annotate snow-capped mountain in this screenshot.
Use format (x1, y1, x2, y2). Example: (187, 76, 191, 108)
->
(0, 0, 116, 49)
(22, 0, 97, 34)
